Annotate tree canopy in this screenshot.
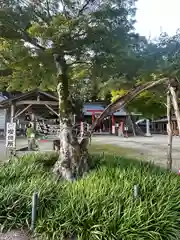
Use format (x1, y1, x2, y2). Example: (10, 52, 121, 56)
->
(106, 32, 180, 118)
(0, 0, 137, 93)
(1, 0, 180, 118)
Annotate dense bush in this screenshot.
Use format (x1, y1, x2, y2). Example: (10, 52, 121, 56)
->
(0, 152, 180, 239)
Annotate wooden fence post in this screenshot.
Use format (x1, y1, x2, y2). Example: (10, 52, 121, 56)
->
(167, 89, 173, 170)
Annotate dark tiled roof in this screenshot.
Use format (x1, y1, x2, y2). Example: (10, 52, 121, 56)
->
(0, 89, 58, 107)
(153, 117, 177, 123)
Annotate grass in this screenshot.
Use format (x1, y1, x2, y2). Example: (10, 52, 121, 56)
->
(89, 143, 138, 156)
(0, 149, 180, 239)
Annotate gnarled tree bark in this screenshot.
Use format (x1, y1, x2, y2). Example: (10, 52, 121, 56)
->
(169, 86, 180, 135)
(167, 89, 173, 170)
(52, 53, 89, 180)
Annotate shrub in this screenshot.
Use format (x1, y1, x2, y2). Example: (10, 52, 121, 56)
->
(0, 152, 180, 239)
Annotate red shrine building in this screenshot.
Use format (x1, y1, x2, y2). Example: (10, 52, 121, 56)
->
(83, 102, 141, 133)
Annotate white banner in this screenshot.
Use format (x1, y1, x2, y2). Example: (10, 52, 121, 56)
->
(6, 122, 16, 148)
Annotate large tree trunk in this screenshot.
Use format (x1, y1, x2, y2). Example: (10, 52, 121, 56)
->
(52, 54, 89, 180)
(53, 120, 89, 180)
(169, 86, 180, 135)
(167, 90, 173, 170)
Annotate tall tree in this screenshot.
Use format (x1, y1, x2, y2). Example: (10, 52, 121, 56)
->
(104, 32, 180, 118)
(0, 0, 137, 180)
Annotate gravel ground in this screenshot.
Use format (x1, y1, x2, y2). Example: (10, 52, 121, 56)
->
(92, 134, 180, 171)
(12, 134, 180, 171)
(0, 230, 32, 240)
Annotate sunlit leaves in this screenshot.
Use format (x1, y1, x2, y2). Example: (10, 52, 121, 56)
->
(0, 0, 137, 102)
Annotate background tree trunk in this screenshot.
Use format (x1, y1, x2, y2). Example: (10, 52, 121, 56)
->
(170, 86, 180, 135)
(167, 90, 173, 170)
(52, 54, 89, 180)
(128, 114, 136, 136)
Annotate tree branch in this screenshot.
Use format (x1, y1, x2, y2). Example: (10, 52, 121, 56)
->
(91, 77, 169, 133)
(46, 0, 51, 20)
(17, 3, 51, 25)
(78, 0, 96, 16)
(68, 60, 91, 66)
(21, 31, 46, 51)
(0, 9, 46, 51)
(60, 0, 70, 19)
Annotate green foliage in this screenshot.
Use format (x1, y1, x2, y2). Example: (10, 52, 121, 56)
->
(0, 38, 57, 91)
(107, 32, 180, 117)
(0, 0, 137, 101)
(1, 0, 180, 111)
(1, 152, 180, 239)
(111, 88, 166, 118)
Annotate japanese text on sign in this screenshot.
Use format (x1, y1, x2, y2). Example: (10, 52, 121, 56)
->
(6, 123, 16, 148)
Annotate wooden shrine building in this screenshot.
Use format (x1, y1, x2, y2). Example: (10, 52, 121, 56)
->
(152, 117, 179, 135)
(0, 89, 59, 133)
(83, 102, 141, 133)
(0, 90, 142, 136)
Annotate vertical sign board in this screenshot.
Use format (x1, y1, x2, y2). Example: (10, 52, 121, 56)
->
(6, 122, 16, 149)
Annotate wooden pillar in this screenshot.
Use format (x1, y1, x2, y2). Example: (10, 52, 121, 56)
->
(112, 114, 115, 134)
(4, 109, 8, 137)
(92, 112, 95, 124)
(10, 104, 15, 123)
(161, 123, 163, 133)
(109, 116, 111, 133)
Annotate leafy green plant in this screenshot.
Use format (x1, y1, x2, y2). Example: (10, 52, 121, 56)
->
(0, 153, 180, 239)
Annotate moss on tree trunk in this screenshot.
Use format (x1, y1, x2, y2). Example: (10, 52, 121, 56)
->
(53, 54, 89, 180)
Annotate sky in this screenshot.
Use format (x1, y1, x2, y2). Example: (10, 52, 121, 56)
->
(135, 0, 180, 38)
